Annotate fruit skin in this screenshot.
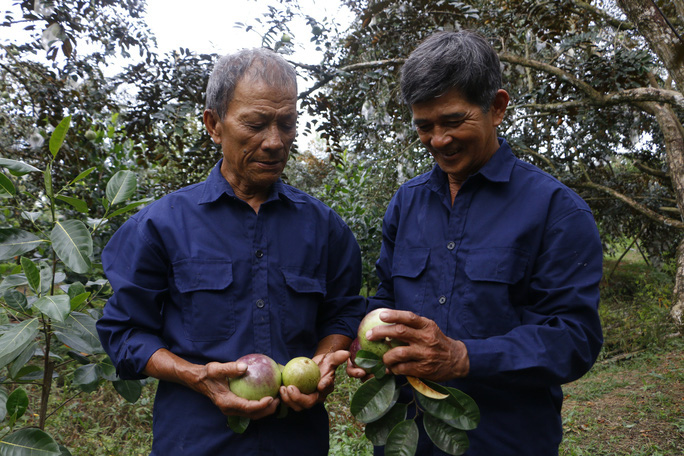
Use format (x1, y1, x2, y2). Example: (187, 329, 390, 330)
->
(357, 308, 404, 358)
(349, 337, 361, 367)
(281, 357, 321, 394)
(229, 354, 282, 401)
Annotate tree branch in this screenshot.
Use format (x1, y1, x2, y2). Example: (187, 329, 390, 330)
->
(577, 181, 684, 229)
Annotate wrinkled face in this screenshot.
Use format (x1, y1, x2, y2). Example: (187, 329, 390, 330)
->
(411, 88, 507, 183)
(207, 77, 297, 193)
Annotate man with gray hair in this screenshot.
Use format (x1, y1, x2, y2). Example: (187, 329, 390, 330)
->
(98, 48, 365, 455)
(348, 30, 603, 455)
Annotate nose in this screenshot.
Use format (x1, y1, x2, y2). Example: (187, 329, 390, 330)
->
(262, 124, 285, 151)
(430, 126, 452, 149)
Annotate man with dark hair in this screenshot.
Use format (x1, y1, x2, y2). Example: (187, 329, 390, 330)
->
(348, 30, 603, 455)
(97, 48, 365, 455)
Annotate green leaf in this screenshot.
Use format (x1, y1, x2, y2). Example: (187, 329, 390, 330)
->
(0, 158, 41, 176)
(0, 428, 61, 456)
(350, 375, 397, 423)
(416, 381, 480, 431)
(33, 295, 71, 323)
(365, 402, 408, 446)
(3, 290, 30, 314)
(44, 164, 53, 198)
(98, 357, 117, 381)
(65, 282, 86, 299)
(20, 257, 42, 296)
(53, 311, 103, 355)
(55, 195, 88, 213)
(51, 220, 93, 274)
(354, 349, 388, 379)
(0, 319, 40, 370)
(66, 350, 90, 365)
(105, 170, 137, 206)
(11, 365, 42, 382)
(0, 388, 7, 422)
(8, 341, 38, 379)
(0, 173, 15, 198)
(423, 412, 470, 455)
(49, 116, 71, 158)
(227, 415, 250, 434)
(69, 292, 90, 311)
(6, 387, 28, 420)
(385, 419, 419, 456)
(113, 379, 143, 403)
(73, 363, 101, 392)
(69, 167, 96, 185)
(0, 229, 44, 261)
(0, 274, 29, 296)
(106, 198, 152, 219)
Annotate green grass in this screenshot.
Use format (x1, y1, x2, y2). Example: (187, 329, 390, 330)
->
(23, 254, 683, 455)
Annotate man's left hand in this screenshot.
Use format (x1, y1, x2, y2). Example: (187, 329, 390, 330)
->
(364, 309, 469, 382)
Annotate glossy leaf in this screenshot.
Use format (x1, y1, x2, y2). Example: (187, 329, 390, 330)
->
(355, 349, 387, 379)
(0, 319, 39, 370)
(51, 220, 93, 274)
(44, 165, 53, 198)
(0, 388, 7, 422)
(8, 341, 38, 379)
(0, 428, 61, 456)
(227, 415, 250, 434)
(0, 229, 44, 261)
(385, 419, 419, 456)
(20, 257, 41, 296)
(407, 376, 448, 399)
(73, 364, 101, 392)
(3, 290, 30, 314)
(69, 292, 91, 311)
(55, 195, 88, 213)
(53, 311, 104, 354)
(67, 350, 90, 365)
(49, 116, 71, 158)
(0, 158, 41, 176)
(106, 170, 137, 206)
(0, 173, 15, 198)
(113, 379, 143, 403)
(350, 375, 397, 423)
(365, 402, 408, 446)
(106, 198, 152, 219)
(0, 274, 29, 296)
(33, 295, 71, 323)
(68, 167, 96, 185)
(423, 412, 470, 455)
(6, 387, 28, 420)
(417, 381, 480, 431)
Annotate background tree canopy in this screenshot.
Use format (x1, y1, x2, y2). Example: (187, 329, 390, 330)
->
(1, 0, 683, 325)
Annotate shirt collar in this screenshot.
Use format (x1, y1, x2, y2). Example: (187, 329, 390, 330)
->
(421, 137, 515, 191)
(198, 159, 305, 205)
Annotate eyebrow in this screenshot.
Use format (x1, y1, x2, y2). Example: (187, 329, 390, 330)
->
(413, 112, 467, 125)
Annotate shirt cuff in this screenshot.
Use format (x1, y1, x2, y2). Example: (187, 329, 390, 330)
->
(118, 331, 168, 380)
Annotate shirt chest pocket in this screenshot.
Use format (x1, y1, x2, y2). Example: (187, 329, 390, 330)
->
(391, 247, 430, 313)
(461, 248, 528, 338)
(174, 259, 235, 341)
(279, 269, 326, 350)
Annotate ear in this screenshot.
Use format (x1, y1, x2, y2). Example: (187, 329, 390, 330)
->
(203, 109, 222, 144)
(490, 89, 510, 127)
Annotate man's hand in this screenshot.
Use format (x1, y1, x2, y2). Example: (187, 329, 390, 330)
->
(144, 349, 279, 419)
(364, 309, 469, 381)
(279, 350, 349, 411)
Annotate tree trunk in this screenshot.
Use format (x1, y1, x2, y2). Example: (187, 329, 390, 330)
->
(617, 0, 684, 329)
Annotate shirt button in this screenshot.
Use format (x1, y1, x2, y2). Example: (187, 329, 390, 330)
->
(446, 241, 455, 250)
(438, 295, 447, 305)
(256, 299, 265, 308)
(255, 250, 264, 258)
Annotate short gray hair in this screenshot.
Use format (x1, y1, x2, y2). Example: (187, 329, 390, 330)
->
(400, 30, 502, 112)
(205, 48, 297, 120)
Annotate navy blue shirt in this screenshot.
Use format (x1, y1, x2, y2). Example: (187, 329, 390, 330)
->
(97, 161, 365, 455)
(369, 139, 603, 455)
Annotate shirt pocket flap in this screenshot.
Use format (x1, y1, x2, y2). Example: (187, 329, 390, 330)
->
(174, 259, 233, 293)
(282, 270, 326, 295)
(465, 248, 528, 284)
(392, 247, 430, 279)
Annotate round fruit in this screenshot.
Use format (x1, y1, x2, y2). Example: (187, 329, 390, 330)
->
(229, 353, 282, 401)
(357, 308, 404, 358)
(281, 357, 321, 394)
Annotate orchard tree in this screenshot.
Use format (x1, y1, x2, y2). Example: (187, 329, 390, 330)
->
(251, 0, 684, 329)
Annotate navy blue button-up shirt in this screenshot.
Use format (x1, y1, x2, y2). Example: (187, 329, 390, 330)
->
(369, 139, 603, 455)
(97, 160, 365, 455)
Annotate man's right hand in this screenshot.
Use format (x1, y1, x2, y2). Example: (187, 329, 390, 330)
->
(144, 349, 280, 419)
